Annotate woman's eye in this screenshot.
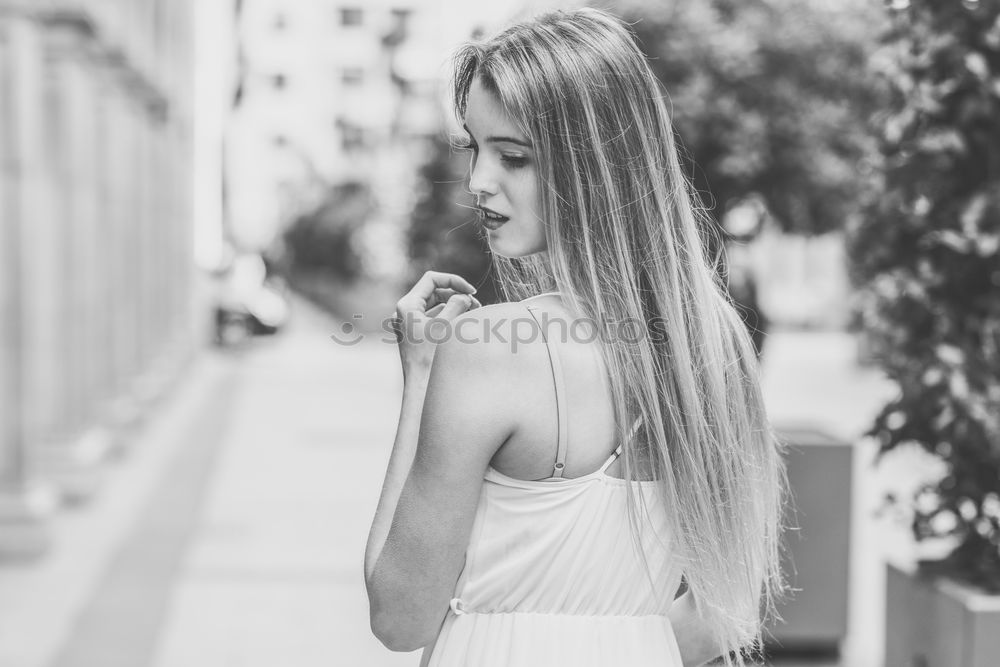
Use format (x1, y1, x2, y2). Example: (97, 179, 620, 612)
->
(500, 154, 527, 168)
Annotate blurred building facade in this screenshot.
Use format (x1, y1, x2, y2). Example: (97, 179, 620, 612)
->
(0, 0, 198, 557)
(227, 0, 438, 268)
(225, 0, 531, 276)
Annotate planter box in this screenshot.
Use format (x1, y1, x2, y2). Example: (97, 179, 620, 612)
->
(885, 560, 1000, 667)
(765, 427, 852, 653)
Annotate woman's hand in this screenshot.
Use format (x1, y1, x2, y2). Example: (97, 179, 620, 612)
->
(393, 271, 481, 378)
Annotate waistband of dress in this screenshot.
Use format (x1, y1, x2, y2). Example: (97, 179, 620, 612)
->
(449, 597, 671, 618)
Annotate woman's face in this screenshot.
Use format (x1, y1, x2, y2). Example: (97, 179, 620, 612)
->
(462, 77, 546, 257)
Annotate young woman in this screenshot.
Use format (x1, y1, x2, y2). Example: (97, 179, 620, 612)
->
(364, 8, 788, 667)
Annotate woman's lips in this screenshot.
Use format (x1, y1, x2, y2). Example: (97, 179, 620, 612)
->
(478, 206, 509, 230)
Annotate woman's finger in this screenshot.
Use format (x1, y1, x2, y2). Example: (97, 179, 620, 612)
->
(426, 294, 480, 324)
(435, 293, 476, 321)
(429, 287, 459, 309)
(398, 271, 476, 314)
(434, 289, 483, 311)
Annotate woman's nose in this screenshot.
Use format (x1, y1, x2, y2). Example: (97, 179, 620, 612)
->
(468, 159, 498, 198)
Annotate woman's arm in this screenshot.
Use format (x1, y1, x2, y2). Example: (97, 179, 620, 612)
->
(364, 307, 521, 652)
(365, 275, 480, 586)
(363, 366, 432, 585)
(669, 589, 727, 667)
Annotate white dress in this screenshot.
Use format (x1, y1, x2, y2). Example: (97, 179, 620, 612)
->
(419, 297, 685, 666)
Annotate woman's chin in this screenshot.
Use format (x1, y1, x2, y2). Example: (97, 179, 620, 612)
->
(486, 242, 516, 259)
(486, 238, 547, 259)
(481, 221, 547, 257)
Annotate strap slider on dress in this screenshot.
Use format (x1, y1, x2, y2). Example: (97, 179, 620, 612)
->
(449, 597, 466, 615)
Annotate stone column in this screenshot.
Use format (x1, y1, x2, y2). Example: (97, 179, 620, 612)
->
(65, 37, 100, 432)
(98, 59, 159, 448)
(0, 12, 56, 559)
(126, 90, 165, 411)
(91, 51, 116, 423)
(152, 118, 168, 357)
(103, 86, 134, 428)
(135, 109, 178, 406)
(169, 0, 200, 357)
(74, 36, 121, 462)
(32, 19, 112, 504)
(123, 94, 141, 384)
(21, 23, 63, 470)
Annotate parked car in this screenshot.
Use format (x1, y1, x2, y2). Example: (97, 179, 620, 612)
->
(212, 253, 290, 347)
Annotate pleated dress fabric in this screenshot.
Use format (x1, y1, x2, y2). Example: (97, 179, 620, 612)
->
(419, 295, 685, 667)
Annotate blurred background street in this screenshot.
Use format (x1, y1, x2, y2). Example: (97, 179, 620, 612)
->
(3, 0, 998, 666)
(0, 294, 897, 667)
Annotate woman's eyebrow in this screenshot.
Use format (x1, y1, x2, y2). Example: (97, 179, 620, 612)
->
(486, 135, 532, 148)
(462, 123, 531, 148)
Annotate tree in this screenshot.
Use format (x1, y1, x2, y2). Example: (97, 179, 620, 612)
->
(406, 134, 502, 305)
(613, 0, 887, 235)
(281, 180, 374, 283)
(848, 0, 1000, 591)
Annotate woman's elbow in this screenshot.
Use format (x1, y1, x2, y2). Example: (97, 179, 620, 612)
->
(370, 607, 435, 652)
(372, 627, 424, 653)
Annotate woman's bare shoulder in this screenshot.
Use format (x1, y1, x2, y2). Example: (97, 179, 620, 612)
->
(450, 301, 551, 345)
(427, 302, 548, 439)
(432, 301, 548, 373)
(457, 299, 540, 319)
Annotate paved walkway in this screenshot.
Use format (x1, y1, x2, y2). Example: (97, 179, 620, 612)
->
(147, 301, 411, 667)
(0, 300, 905, 667)
(0, 347, 243, 667)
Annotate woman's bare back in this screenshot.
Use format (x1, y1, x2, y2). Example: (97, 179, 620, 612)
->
(487, 294, 653, 482)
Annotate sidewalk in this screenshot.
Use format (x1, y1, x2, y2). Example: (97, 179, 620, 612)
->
(0, 348, 244, 667)
(146, 300, 411, 667)
(0, 304, 901, 667)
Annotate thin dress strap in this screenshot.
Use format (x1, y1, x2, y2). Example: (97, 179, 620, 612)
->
(525, 304, 569, 478)
(598, 415, 644, 473)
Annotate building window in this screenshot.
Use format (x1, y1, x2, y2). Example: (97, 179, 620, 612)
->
(337, 118, 365, 151)
(341, 67, 364, 87)
(340, 7, 363, 27)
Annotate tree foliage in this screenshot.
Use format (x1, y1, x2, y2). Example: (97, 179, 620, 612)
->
(281, 180, 374, 283)
(406, 135, 502, 304)
(613, 0, 886, 235)
(408, 0, 886, 318)
(848, 0, 1000, 591)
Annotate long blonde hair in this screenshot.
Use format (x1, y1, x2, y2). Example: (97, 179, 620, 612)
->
(450, 8, 789, 665)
